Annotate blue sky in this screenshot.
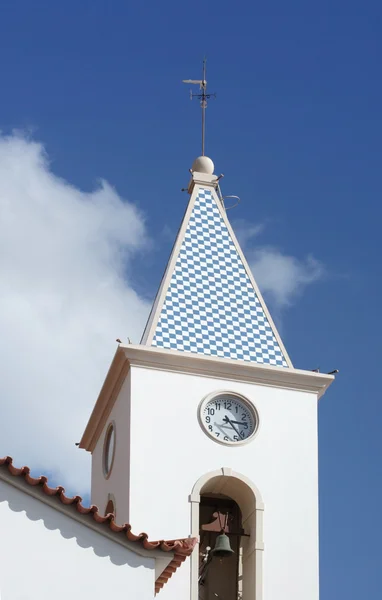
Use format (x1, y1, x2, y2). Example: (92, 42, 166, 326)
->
(0, 1, 381, 598)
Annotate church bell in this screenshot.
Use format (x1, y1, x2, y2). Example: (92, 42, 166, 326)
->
(211, 531, 234, 558)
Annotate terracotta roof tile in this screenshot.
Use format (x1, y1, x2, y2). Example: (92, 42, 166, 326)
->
(0, 456, 196, 594)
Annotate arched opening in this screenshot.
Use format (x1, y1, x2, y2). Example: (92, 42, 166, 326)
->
(104, 493, 116, 518)
(190, 468, 264, 600)
(199, 494, 242, 599)
(105, 499, 114, 515)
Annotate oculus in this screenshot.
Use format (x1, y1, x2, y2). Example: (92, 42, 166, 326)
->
(103, 422, 116, 477)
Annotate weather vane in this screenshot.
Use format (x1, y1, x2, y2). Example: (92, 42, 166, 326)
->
(183, 57, 216, 157)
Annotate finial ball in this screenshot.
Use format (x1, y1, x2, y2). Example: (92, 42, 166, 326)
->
(192, 156, 215, 175)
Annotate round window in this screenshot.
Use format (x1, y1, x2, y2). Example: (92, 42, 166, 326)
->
(103, 422, 116, 477)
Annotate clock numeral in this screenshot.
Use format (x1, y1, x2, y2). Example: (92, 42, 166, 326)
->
(240, 431, 245, 438)
(224, 436, 229, 441)
(242, 422, 248, 429)
(233, 435, 239, 441)
(208, 425, 213, 431)
(214, 402, 221, 410)
(223, 401, 232, 410)
(242, 413, 247, 421)
(207, 408, 215, 416)
(205, 416, 210, 423)
(215, 432, 220, 437)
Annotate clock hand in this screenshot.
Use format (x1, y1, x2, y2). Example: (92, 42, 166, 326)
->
(229, 421, 248, 426)
(223, 416, 241, 438)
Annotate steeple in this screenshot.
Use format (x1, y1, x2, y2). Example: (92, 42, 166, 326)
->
(80, 62, 335, 600)
(141, 155, 292, 368)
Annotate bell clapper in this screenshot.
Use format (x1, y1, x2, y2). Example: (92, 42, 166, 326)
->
(200, 545, 211, 563)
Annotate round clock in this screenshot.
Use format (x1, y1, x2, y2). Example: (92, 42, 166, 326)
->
(199, 392, 258, 446)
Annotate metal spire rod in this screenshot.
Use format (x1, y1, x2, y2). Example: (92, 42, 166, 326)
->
(183, 58, 216, 156)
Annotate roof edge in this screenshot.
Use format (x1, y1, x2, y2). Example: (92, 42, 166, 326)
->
(79, 346, 128, 451)
(0, 456, 196, 595)
(142, 184, 200, 347)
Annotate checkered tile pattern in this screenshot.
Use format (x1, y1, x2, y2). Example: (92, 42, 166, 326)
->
(152, 188, 288, 367)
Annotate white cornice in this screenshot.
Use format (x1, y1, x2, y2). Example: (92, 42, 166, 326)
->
(121, 344, 333, 395)
(80, 344, 334, 451)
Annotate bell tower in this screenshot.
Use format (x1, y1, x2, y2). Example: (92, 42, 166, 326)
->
(80, 64, 334, 600)
(80, 154, 333, 599)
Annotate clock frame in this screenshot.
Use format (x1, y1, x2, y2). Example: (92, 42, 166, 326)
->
(198, 391, 259, 446)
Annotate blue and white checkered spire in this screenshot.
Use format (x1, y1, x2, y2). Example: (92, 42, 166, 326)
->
(144, 185, 290, 368)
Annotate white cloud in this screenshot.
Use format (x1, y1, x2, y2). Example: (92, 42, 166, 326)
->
(233, 218, 324, 312)
(249, 248, 324, 310)
(0, 133, 151, 495)
(231, 218, 265, 247)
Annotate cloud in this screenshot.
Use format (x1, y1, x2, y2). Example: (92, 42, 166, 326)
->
(0, 132, 151, 495)
(231, 218, 265, 247)
(249, 248, 324, 309)
(233, 218, 324, 312)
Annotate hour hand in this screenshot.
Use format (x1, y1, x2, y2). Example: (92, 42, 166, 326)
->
(222, 416, 241, 437)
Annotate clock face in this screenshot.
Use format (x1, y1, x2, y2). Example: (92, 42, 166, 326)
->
(199, 393, 258, 445)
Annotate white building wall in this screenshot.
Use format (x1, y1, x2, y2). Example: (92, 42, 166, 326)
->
(0, 478, 155, 600)
(92, 371, 131, 521)
(126, 365, 318, 600)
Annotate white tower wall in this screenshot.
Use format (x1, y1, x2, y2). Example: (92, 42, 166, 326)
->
(91, 372, 131, 517)
(91, 351, 325, 600)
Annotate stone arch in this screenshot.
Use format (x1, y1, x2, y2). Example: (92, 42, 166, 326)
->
(190, 468, 264, 600)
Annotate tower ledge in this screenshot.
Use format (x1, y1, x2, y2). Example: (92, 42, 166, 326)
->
(79, 344, 334, 453)
(187, 169, 219, 194)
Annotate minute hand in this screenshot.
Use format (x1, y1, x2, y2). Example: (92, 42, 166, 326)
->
(223, 416, 241, 438)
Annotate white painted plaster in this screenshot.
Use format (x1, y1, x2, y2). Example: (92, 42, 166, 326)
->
(92, 371, 131, 523)
(91, 362, 320, 600)
(0, 478, 155, 600)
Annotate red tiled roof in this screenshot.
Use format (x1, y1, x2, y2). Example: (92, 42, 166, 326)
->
(0, 456, 196, 594)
